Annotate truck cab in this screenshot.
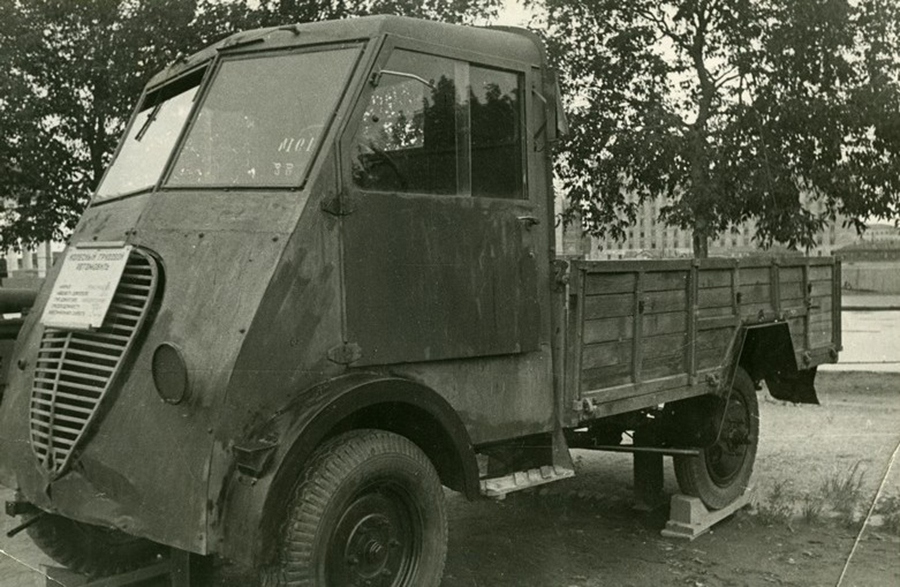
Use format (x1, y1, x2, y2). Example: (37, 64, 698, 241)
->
(0, 16, 567, 584)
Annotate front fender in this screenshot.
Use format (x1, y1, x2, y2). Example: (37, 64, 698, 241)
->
(215, 371, 478, 567)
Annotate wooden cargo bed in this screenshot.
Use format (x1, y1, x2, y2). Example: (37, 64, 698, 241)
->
(564, 257, 841, 421)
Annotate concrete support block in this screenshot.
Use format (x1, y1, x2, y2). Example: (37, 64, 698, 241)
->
(661, 491, 752, 541)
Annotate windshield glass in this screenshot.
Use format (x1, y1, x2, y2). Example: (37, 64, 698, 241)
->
(95, 78, 200, 201)
(167, 46, 360, 188)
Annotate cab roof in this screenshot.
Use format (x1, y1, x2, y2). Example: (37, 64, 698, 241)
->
(147, 15, 544, 89)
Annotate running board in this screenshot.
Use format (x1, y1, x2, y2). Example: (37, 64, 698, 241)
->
(479, 465, 575, 498)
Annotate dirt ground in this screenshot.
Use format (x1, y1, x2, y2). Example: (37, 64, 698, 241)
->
(1, 371, 898, 586)
(443, 371, 900, 587)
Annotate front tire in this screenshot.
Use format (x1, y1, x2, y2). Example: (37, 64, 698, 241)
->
(266, 429, 447, 587)
(673, 368, 759, 509)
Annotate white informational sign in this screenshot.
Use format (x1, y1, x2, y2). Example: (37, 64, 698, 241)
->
(41, 245, 132, 331)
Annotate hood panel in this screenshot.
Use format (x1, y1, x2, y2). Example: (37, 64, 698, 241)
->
(70, 192, 152, 244)
(0, 189, 303, 552)
(139, 191, 301, 236)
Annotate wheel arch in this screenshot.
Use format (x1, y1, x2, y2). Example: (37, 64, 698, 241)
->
(665, 322, 810, 450)
(217, 373, 479, 567)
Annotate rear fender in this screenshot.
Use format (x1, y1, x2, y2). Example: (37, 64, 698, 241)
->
(216, 372, 478, 566)
(736, 322, 819, 404)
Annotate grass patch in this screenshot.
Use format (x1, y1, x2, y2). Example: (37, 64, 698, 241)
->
(820, 461, 867, 528)
(752, 462, 872, 528)
(800, 491, 824, 524)
(821, 461, 866, 510)
(874, 493, 900, 535)
(756, 480, 795, 525)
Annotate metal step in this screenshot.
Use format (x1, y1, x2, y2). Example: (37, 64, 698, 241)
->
(479, 465, 575, 498)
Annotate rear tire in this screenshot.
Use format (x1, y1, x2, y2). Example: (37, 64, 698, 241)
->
(264, 429, 447, 587)
(26, 514, 164, 577)
(673, 368, 759, 509)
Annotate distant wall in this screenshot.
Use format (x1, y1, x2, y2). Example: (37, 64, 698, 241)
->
(841, 261, 900, 294)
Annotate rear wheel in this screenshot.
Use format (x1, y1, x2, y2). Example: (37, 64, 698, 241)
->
(264, 429, 447, 587)
(673, 368, 759, 509)
(26, 514, 164, 577)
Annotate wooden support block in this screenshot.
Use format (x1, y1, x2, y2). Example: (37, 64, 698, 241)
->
(661, 491, 752, 541)
(169, 549, 191, 587)
(632, 451, 666, 511)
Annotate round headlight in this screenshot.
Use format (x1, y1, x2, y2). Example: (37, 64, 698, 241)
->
(152, 343, 189, 404)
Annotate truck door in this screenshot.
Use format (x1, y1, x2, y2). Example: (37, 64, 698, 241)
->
(338, 43, 542, 366)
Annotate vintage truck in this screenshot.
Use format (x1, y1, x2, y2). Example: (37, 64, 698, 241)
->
(0, 15, 840, 587)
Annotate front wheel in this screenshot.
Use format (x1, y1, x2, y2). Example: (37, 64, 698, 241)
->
(673, 368, 759, 510)
(264, 429, 447, 587)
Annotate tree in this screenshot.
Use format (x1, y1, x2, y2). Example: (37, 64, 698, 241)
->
(0, 0, 209, 250)
(0, 0, 499, 250)
(542, 0, 900, 257)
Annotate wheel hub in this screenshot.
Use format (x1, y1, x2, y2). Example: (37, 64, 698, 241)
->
(365, 539, 386, 563)
(707, 395, 751, 486)
(327, 487, 420, 587)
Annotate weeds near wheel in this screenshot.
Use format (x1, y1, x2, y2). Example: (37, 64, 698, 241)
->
(755, 480, 794, 525)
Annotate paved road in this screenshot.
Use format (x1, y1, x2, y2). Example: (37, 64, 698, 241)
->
(842, 293, 900, 310)
(841, 293, 900, 311)
(0, 493, 52, 587)
(822, 309, 900, 373)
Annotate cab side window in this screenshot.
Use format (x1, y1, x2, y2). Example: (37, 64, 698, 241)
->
(471, 66, 523, 199)
(352, 50, 524, 199)
(352, 51, 463, 195)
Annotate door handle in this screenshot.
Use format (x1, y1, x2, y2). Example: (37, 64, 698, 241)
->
(517, 215, 541, 228)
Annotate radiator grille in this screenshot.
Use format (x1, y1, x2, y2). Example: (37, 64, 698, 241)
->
(30, 249, 158, 476)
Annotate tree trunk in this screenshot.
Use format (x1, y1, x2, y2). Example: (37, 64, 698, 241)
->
(692, 230, 709, 259)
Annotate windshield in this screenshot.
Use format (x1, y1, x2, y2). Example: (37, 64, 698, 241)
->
(95, 78, 201, 201)
(167, 46, 360, 188)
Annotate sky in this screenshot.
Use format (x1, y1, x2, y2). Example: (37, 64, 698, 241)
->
(493, 0, 533, 26)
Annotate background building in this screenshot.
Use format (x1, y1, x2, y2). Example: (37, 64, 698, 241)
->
(1, 242, 62, 288)
(580, 194, 860, 260)
(557, 192, 899, 293)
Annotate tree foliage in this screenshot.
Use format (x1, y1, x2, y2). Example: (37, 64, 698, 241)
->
(542, 0, 900, 256)
(0, 0, 499, 250)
